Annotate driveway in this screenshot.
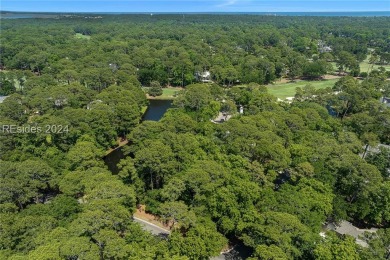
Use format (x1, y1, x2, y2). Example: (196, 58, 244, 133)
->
(133, 216, 170, 236)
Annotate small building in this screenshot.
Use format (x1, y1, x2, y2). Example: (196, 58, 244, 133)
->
(318, 40, 332, 53)
(320, 46, 332, 53)
(380, 97, 390, 107)
(211, 112, 232, 124)
(365, 143, 390, 154)
(325, 220, 377, 248)
(239, 105, 244, 114)
(195, 71, 212, 83)
(54, 98, 68, 107)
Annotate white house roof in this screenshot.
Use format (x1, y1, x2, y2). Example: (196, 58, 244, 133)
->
(202, 71, 210, 77)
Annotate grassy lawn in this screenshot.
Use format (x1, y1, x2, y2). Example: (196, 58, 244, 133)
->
(267, 79, 338, 99)
(161, 88, 181, 97)
(74, 33, 91, 40)
(329, 55, 390, 74)
(359, 60, 390, 72)
(145, 87, 182, 100)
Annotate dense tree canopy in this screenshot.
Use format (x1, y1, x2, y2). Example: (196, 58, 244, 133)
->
(0, 13, 389, 259)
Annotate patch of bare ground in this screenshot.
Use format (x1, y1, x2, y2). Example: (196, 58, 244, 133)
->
(272, 74, 341, 84)
(323, 74, 342, 80)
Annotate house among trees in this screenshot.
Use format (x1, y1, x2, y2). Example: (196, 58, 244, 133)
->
(380, 96, 390, 107)
(54, 98, 68, 107)
(211, 112, 232, 123)
(318, 40, 332, 53)
(325, 221, 377, 248)
(320, 46, 332, 53)
(195, 71, 212, 83)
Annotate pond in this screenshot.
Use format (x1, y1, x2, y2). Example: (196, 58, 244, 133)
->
(104, 99, 173, 173)
(104, 98, 252, 259)
(142, 99, 173, 121)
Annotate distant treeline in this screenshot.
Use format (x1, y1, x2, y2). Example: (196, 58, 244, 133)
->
(1, 14, 389, 91)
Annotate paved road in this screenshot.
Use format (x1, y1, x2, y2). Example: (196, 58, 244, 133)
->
(133, 216, 170, 236)
(133, 217, 247, 259)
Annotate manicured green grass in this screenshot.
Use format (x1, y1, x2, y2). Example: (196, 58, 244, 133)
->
(154, 88, 182, 100)
(162, 88, 181, 97)
(359, 60, 390, 72)
(144, 87, 182, 100)
(329, 55, 390, 74)
(74, 33, 91, 40)
(267, 79, 338, 99)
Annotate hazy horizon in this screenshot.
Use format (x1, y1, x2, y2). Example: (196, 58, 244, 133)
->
(1, 0, 389, 13)
(1, 10, 390, 13)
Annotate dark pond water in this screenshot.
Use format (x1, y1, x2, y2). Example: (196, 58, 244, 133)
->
(104, 99, 173, 172)
(104, 98, 252, 258)
(142, 99, 172, 121)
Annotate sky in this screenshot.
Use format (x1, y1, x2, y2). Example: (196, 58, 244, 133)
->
(1, 0, 389, 13)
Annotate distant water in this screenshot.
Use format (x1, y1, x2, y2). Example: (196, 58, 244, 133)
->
(0, 13, 59, 19)
(115, 11, 390, 17)
(260, 11, 390, 16)
(1, 11, 389, 19)
(78, 11, 390, 16)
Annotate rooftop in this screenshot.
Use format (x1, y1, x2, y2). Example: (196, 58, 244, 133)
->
(325, 220, 378, 247)
(211, 112, 232, 124)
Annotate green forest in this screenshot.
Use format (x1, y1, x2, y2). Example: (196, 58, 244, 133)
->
(0, 14, 390, 259)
